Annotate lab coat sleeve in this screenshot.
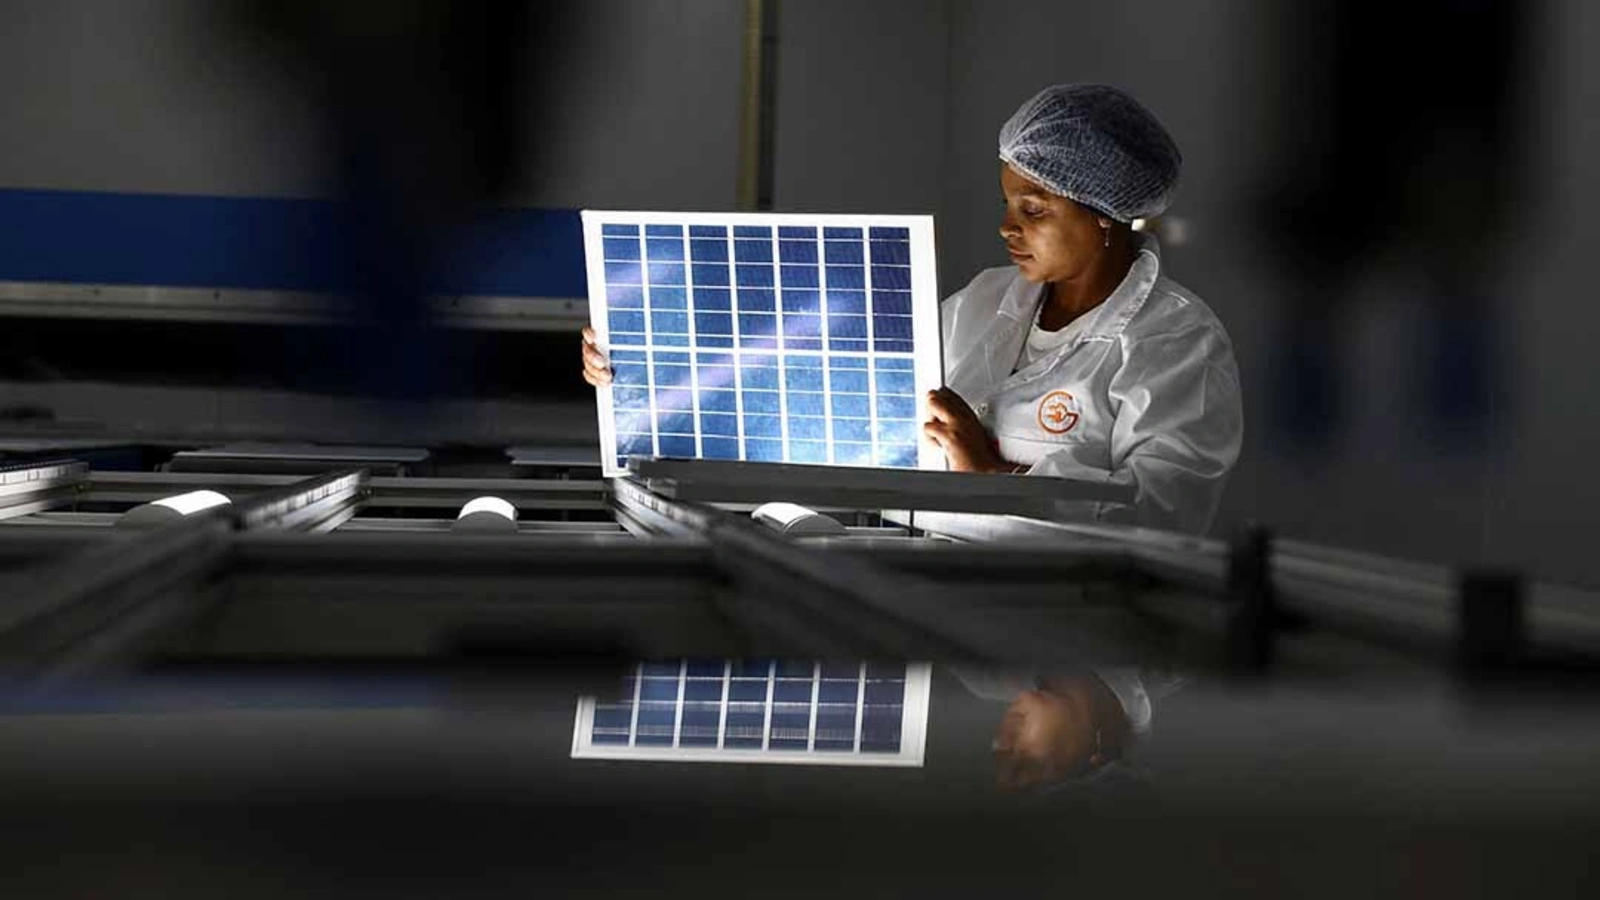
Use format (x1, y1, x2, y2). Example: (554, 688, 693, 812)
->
(1028, 326, 1243, 534)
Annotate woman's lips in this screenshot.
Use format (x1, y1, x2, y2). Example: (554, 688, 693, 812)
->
(1007, 247, 1032, 262)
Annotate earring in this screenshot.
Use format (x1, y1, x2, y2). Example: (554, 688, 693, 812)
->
(1102, 223, 1111, 248)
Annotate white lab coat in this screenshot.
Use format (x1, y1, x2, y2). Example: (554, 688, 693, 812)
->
(940, 234, 1242, 534)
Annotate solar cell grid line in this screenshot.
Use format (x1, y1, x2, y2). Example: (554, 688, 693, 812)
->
(672, 659, 687, 748)
(583, 212, 939, 476)
(761, 658, 776, 751)
(627, 660, 643, 747)
(854, 660, 867, 751)
(717, 659, 731, 750)
(806, 660, 820, 751)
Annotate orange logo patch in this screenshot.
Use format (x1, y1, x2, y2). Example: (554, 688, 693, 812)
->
(1037, 390, 1079, 435)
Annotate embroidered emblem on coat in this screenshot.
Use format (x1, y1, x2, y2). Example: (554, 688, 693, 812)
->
(1037, 390, 1080, 435)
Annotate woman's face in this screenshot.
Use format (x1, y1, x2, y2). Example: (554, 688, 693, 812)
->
(998, 163, 1108, 284)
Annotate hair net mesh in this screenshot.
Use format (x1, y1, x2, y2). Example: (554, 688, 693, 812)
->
(998, 84, 1182, 222)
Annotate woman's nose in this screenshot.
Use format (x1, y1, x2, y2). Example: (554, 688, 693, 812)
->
(999, 212, 1020, 240)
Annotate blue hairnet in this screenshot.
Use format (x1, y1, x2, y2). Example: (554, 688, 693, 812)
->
(998, 84, 1182, 222)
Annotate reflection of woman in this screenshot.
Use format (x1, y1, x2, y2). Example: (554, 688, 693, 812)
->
(927, 85, 1242, 534)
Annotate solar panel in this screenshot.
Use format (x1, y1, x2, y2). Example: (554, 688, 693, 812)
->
(571, 660, 932, 767)
(581, 212, 943, 477)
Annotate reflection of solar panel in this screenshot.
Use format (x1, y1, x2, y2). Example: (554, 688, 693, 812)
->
(581, 212, 942, 477)
(571, 660, 931, 766)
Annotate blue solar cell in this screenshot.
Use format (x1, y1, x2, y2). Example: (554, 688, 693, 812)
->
(658, 412, 695, 434)
(653, 333, 689, 347)
(870, 226, 910, 240)
(733, 240, 773, 263)
(876, 370, 915, 394)
(699, 389, 737, 413)
(604, 237, 641, 260)
(773, 680, 813, 702)
(787, 392, 825, 416)
(870, 240, 911, 264)
(745, 438, 784, 461)
(832, 394, 869, 418)
(605, 262, 642, 284)
(877, 445, 918, 468)
(871, 266, 911, 289)
(781, 289, 821, 313)
(833, 419, 871, 443)
(737, 288, 775, 311)
(609, 310, 645, 333)
(778, 226, 816, 239)
(647, 238, 684, 261)
(701, 413, 738, 436)
(781, 315, 820, 338)
(875, 356, 912, 371)
(692, 263, 730, 285)
(743, 415, 781, 438)
(648, 262, 686, 285)
(873, 290, 912, 316)
(733, 225, 771, 239)
(829, 368, 869, 393)
(743, 390, 780, 413)
(738, 359, 779, 388)
(834, 442, 873, 465)
(824, 226, 863, 239)
(690, 239, 728, 262)
(651, 287, 687, 309)
(737, 313, 776, 339)
(876, 420, 918, 445)
(703, 437, 740, 459)
(735, 265, 774, 287)
(818, 680, 859, 704)
(874, 315, 913, 339)
(651, 311, 689, 334)
(689, 225, 726, 238)
(659, 435, 695, 457)
(831, 338, 869, 353)
(602, 223, 640, 236)
(785, 366, 824, 391)
(876, 339, 914, 353)
(824, 241, 864, 265)
(607, 285, 644, 307)
(694, 287, 731, 310)
(780, 262, 819, 286)
(826, 290, 866, 314)
(877, 395, 917, 419)
(787, 440, 827, 463)
(612, 349, 647, 363)
(694, 312, 733, 335)
(645, 224, 684, 237)
(789, 416, 826, 440)
(612, 387, 649, 410)
(612, 362, 648, 386)
(825, 265, 865, 289)
(778, 240, 818, 264)
(827, 316, 867, 339)
(616, 432, 653, 457)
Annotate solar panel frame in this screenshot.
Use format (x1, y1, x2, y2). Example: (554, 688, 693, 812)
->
(570, 661, 932, 767)
(582, 211, 943, 477)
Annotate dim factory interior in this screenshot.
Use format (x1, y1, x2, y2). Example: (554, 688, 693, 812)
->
(3, 2, 1600, 898)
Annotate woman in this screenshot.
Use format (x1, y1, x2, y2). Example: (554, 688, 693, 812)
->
(927, 84, 1241, 534)
(583, 84, 1241, 534)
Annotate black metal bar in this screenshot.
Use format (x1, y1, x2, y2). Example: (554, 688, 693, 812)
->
(1226, 523, 1275, 675)
(1457, 569, 1524, 677)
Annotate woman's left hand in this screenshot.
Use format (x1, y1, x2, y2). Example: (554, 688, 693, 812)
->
(924, 387, 1007, 473)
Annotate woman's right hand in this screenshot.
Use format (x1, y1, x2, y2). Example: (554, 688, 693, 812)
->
(580, 325, 612, 387)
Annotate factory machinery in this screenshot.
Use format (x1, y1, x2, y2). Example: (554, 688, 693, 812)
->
(2, 444, 1598, 896)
